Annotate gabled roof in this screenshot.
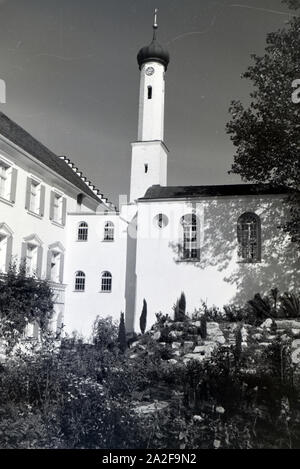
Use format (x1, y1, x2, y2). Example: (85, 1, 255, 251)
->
(0, 111, 113, 206)
(140, 184, 293, 200)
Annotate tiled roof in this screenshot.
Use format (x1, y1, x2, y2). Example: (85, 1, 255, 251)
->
(140, 184, 293, 200)
(0, 111, 116, 209)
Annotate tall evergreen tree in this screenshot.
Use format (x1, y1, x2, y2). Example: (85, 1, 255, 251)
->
(174, 292, 187, 322)
(140, 299, 147, 335)
(226, 0, 300, 244)
(118, 312, 127, 354)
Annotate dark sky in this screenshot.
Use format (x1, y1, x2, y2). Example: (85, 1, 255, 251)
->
(0, 0, 292, 204)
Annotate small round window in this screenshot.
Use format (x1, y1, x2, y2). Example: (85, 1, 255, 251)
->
(153, 213, 169, 229)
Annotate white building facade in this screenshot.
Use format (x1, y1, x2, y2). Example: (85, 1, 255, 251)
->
(0, 18, 299, 339)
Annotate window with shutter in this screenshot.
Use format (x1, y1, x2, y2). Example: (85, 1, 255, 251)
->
(0, 223, 13, 274)
(50, 192, 65, 225)
(0, 161, 13, 202)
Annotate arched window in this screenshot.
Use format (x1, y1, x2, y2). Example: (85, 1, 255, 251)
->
(78, 222, 88, 241)
(180, 214, 200, 260)
(75, 271, 86, 291)
(237, 212, 261, 263)
(101, 271, 112, 292)
(104, 222, 114, 241)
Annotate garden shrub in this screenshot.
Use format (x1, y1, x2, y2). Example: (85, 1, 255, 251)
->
(140, 299, 147, 334)
(92, 316, 118, 351)
(118, 313, 127, 354)
(174, 292, 187, 322)
(0, 262, 54, 352)
(279, 292, 300, 318)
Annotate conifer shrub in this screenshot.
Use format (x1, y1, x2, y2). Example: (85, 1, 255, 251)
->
(118, 312, 127, 354)
(235, 324, 242, 362)
(174, 292, 187, 322)
(140, 299, 147, 334)
(200, 315, 207, 339)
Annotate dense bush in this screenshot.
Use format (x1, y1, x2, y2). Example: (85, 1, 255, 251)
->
(0, 262, 54, 352)
(1, 286, 300, 449)
(92, 316, 118, 351)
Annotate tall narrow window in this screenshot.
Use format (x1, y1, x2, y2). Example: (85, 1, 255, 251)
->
(29, 180, 41, 214)
(101, 271, 112, 292)
(104, 222, 114, 241)
(78, 222, 88, 241)
(21, 235, 43, 278)
(53, 194, 62, 224)
(0, 224, 13, 273)
(0, 235, 7, 272)
(46, 242, 65, 284)
(0, 163, 9, 198)
(26, 244, 38, 276)
(237, 212, 261, 263)
(75, 271, 86, 291)
(180, 214, 200, 261)
(25, 177, 45, 216)
(147, 86, 152, 99)
(50, 251, 61, 283)
(144, 163, 149, 174)
(50, 191, 66, 226)
(0, 162, 14, 201)
(0, 162, 17, 204)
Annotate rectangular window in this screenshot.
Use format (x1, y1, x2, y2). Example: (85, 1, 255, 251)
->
(26, 244, 38, 276)
(183, 226, 198, 260)
(0, 234, 7, 273)
(29, 180, 41, 214)
(53, 194, 63, 224)
(148, 86, 152, 99)
(50, 251, 60, 283)
(50, 191, 66, 225)
(0, 162, 11, 200)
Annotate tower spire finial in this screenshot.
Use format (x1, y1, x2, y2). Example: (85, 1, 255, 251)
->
(153, 8, 158, 39)
(153, 8, 158, 29)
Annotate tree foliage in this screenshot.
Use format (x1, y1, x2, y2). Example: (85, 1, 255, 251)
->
(0, 262, 54, 350)
(226, 1, 300, 243)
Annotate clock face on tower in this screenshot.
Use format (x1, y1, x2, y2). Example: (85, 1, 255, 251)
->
(145, 66, 155, 76)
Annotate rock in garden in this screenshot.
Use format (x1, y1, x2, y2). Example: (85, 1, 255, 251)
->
(171, 342, 182, 349)
(183, 341, 194, 352)
(275, 320, 300, 330)
(170, 330, 183, 338)
(215, 335, 226, 345)
(135, 401, 169, 415)
(261, 319, 273, 330)
(183, 353, 205, 364)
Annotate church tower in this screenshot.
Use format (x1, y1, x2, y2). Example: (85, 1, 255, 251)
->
(129, 10, 170, 202)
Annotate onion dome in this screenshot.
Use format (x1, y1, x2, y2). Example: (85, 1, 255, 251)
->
(137, 9, 170, 70)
